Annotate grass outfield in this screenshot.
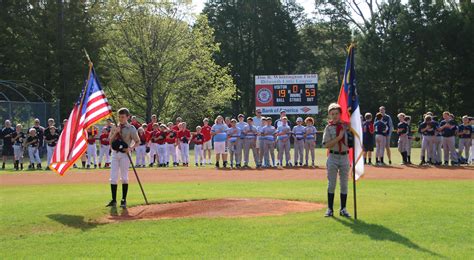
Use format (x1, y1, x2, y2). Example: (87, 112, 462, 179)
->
(0, 147, 422, 173)
(1, 179, 473, 258)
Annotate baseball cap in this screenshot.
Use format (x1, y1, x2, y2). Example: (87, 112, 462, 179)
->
(280, 110, 286, 114)
(247, 117, 253, 121)
(296, 117, 303, 122)
(238, 114, 244, 118)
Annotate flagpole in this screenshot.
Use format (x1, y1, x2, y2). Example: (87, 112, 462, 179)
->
(352, 147, 357, 220)
(83, 49, 149, 205)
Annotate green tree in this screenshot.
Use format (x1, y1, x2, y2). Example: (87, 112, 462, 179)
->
(100, 2, 235, 126)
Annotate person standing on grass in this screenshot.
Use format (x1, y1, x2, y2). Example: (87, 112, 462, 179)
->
(211, 115, 229, 168)
(396, 113, 409, 165)
(107, 108, 140, 209)
(405, 115, 413, 164)
(1, 120, 15, 170)
(375, 106, 393, 164)
(201, 118, 213, 165)
(191, 126, 205, 166)
(362, 113, 374, 165)
(322, 103, 351, 218)
(458, 115, 472, 164)
(44, 126, 59, 166)
(252, 109, 264, 157)
(12, 124, 26, 171)
(177, 122, 191, 167)
(374, 113, 388, 166)
(303, 117, 317, 167)
(292, 117, 306, 167)
(25, 128, 41, 170)
(242, 117, 259, 168)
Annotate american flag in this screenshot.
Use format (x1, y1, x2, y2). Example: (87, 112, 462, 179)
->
(50, 65, 112, 175)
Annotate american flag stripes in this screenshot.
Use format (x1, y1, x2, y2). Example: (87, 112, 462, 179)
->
(50, 65, 112, 175)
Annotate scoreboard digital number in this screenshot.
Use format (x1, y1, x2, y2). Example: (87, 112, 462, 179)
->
(255, 74, 318, 115)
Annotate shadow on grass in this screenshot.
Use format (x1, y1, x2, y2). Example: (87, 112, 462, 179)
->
(334, 218, 442, 257)
(47, 214, 104, 231)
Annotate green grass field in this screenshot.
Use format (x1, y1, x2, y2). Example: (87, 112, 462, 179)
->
(1, 178, 473, 258)
(1, 147, 421, 173)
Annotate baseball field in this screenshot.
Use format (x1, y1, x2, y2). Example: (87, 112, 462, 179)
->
(1, 148, 472, 259)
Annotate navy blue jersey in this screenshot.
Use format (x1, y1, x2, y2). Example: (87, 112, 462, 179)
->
(1, 127, 15, 146)
(374, 121, 387, 136)
(458, 124, 472, 139)
(440, 120, 457, 137)
(397, 122, 408, 135)
(363, 121, 374, 141)
(419, 122, 436, 136)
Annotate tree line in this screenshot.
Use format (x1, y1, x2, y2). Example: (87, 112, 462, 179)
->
(1, 0, 472, 128)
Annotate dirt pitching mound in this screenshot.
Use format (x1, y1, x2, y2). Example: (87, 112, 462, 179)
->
(102, 198, 324, 222)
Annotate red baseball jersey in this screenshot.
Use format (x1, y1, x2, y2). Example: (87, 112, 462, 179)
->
(139, 132, 147, 145)
(100, 133, 110, 145)
(192, 133, 204, 145)
(177, 129, 191, 143)
(87, 128, 97, 145)
(201, 125, 212, 142)
(166, 130, 177, 144)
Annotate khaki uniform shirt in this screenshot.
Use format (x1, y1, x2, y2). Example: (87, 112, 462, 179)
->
(111, 123, 140, 147)
(322, 123, 349, 152)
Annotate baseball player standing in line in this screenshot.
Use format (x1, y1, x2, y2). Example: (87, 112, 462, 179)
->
(322, 103, 351, 218)
(86, 126, 98, 169)
(211, 115, 229, 168)
(173, 117, 183, 164)
(135, 127, 147, 168)
(106, 108, 140, 209)
(362, 113, 374, 165)
(191, 126, 205, 166)
(227, 119, 241, 169)
(201, 118, 213, 165)
(261, 117, 276, 167)
(304, 117, 317, 167)
(292, 117, 306, 166)
(431, 115, 442, 165)
(156, 124, 168, 167)
(148, 123, 160, 167)
(276, 117, 292, 167)
(98, 127, 111, 168)
(242, 117, 259, 168)
(374, 112, 388, 166)
(376, 106, 393, 164)
(25, 128, 41, 170)
(177, 122, 191, 167)
(252, 109, 263, 156)
(235, 114, 248, 168)
(146, 114, 158, 132)
(404, 115, 413, 164)
(418, 114, 435, 165)
(439, 112, 459, 166)
(1, 120, 15, 169)
(458, 115, 472, 164)
(11, 124, 25, 170)
(165, 122, 178, 167)
(257, 117, 267, 166)
(396, 113, 409, 164)
(44, 126, 59, 166)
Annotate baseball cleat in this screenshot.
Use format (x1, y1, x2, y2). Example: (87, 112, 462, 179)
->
(106, 200, 117, 207)
(120, 199, 127, 209)
(324, 209, 334, 217)
(340, 208, 351, 218)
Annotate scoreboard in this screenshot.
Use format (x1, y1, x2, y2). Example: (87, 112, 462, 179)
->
(255, 74, 318, 115)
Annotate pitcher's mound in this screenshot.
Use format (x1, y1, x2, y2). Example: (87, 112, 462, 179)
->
(102, 198, 324, 222)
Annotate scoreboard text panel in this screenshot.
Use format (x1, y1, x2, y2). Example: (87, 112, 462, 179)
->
(255, 74, 318, 115)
